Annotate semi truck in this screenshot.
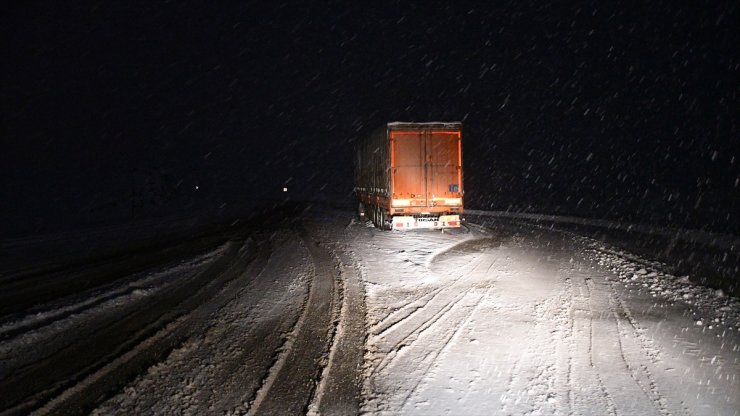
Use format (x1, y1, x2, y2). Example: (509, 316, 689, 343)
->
(354, 122, 464, 230)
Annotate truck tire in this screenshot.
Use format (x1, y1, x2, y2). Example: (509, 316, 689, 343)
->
(380, 209, 388, 231)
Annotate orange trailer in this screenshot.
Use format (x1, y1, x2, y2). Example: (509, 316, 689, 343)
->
(354, 122, 464, 230)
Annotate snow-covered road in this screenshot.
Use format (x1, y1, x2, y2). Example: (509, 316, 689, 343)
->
(355, 220, 739, 415)
(0, 206, 738, 415)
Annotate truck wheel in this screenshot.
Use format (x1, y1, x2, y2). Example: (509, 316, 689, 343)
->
(380, 210, 388, 231)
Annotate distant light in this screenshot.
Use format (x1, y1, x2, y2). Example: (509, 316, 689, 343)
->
(195, 185, 199, 190)
(283, 187, 288, 192)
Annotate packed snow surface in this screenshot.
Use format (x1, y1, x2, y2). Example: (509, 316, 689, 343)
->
(1, 208, 738, 415)
(353, 220, 739, 415)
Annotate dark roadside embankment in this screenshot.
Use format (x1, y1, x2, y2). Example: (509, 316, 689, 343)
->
(0, 200, 309, 318)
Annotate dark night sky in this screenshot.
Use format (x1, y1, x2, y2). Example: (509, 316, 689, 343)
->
(2, 1, 738, 236)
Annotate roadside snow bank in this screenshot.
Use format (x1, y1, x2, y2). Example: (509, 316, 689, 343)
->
(467, 210, 740, 297)
(581, 237, 740, 330)
(466, 209, 737, 250)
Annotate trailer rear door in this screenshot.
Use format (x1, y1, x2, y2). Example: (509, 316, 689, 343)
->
(427, 131, 462, 201)
(392, 131, 426, 204)
(391, 129, 462, 208)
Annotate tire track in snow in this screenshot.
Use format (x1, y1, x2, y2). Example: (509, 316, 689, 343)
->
(360, 231, 480, 327)
(363, 253, 500, 413)
(400, 271, 500, 413)
(576, 276, 617, 416)
(554, 270, 574, 416)
(247, 230, 339, 415)
(499, 294, 563, 415)
(608, 288, 677, 415)
(367, 237, 485, 336)
(448, 280, 505, 410)
(586, 271, 669, 416)
(369, 255, 494, 379)
(0, 246, 227, 343)
(399, 289, 489, 413)
(569, 249, 674, 415)
(92, 228, 348, 416)
(498, 255, 595, 415)
(501, 221, 677, 415)
(310, 243, 366, 416)
(370, 254, 484, 339)
(371, 285, 476, 379)
(182, 236, 305, 414)
(560, 269, 617, 415)
(27, 238, 266, 416)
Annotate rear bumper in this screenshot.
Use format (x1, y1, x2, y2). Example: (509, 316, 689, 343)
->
(391, 215, 461, 230)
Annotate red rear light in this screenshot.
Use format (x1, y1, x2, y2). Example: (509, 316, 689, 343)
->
(395, 223, 404, 228)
